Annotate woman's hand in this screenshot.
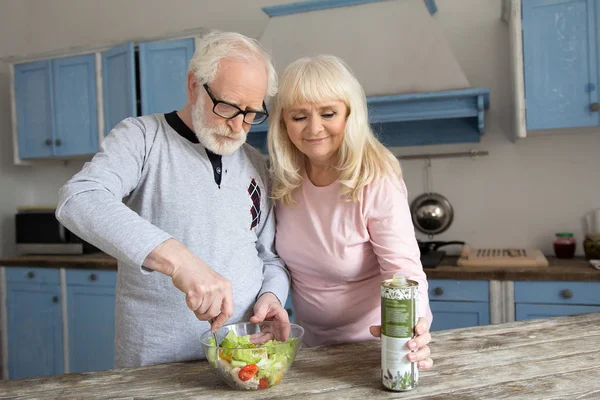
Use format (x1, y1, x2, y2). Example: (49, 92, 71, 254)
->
(370, 317, 433, 371)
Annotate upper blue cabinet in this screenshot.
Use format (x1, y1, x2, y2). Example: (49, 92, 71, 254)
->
(13, 60, 54, 159)
(102, 42, 137, 136)
(53, 55, 99, 156)
(139, 38, 195, 116)
(11, 37, 195, 161)
(14, 54, 99, 159)
(522, 0, 600, 130)
(102, 38, 194, 134)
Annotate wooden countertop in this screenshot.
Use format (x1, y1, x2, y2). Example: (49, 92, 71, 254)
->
(427, 256, 600, 281)
(0, 252, 118, 270)
(3, 312, 599, 399)
(1, 253, 599, 281)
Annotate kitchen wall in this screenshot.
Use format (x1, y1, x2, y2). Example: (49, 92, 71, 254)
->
(0, 0, 598, 257)
(0, 0, 298, 257)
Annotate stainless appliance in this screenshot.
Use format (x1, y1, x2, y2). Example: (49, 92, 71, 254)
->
(15, 209, 99, 255)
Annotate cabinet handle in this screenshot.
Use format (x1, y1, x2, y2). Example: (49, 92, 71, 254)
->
(560, 289, 573, 299)
(52, 296, 59, 303)
(286, 308, 293, 317)
(434, 287, 444, 296)
(591, 103, 600, 112)
(55, 139, 62, 146)
(45, 138, 52, 146)
(89, 273, 97, 281)
(27, 271, 35, 279)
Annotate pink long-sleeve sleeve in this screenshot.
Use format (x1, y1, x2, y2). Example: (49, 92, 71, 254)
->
(364, 176, 432, 324)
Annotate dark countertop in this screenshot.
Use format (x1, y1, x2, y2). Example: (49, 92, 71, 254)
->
(0, 252, 118, 270)
(3, 313, 599, 399)
(1, 253, 599, 281)
(426, 256, 600, 282)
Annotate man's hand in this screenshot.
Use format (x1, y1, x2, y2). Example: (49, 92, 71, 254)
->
(370, 317, 433, 371)
(250, 292, 289, 324)
(144, 239, 234, 331)
(250, 292, 290, 341)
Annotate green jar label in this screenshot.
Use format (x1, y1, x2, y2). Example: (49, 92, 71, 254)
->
(382, 298, 413, 338)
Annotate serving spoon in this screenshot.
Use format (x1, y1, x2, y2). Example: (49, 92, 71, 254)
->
(208, 318, 219, 347)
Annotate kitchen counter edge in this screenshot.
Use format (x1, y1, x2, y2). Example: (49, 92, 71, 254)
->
(0, 254, 599, 281)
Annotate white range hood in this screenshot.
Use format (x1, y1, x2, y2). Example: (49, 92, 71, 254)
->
(247, 0, 490, 151)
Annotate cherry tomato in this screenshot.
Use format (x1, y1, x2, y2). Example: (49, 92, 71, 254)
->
(238, 364, 259, 381)
(259, 378, 269, 389)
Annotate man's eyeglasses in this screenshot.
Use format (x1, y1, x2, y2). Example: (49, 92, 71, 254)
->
(203, 84, 268, 125)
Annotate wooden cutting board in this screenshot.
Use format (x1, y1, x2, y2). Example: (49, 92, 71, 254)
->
(457, 245, 549, 268)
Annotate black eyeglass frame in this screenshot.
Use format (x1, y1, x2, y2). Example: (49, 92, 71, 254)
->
(202, 83, 268, 125)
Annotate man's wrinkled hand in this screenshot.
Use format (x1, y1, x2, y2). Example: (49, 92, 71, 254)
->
(250, 292, 290, 341)
(250, 292, 289, 324)
(144, 239, 234, 332)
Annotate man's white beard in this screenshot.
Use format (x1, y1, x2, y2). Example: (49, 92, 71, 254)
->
(192, 96, 247, 156)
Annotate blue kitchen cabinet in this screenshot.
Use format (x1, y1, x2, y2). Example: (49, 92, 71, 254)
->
(52, 54, 99, 156)
(13, 61, 54, 159)
(522, 0, 600, 130)
(139, 38, 195, 115)
(428, 280, 490, 331)
(13, 54, 98, 159)
(5, 268, 64, 379)
(12, 35, 197, 159)
(66, 269, 117, 373)
(102, 42, 137, 134)
(514, 281, 600, 321)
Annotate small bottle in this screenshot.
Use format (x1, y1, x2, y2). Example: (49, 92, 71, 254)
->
(553, 233, 576, 259)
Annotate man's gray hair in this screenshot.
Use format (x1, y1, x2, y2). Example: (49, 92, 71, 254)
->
(188, 30, 277, 97)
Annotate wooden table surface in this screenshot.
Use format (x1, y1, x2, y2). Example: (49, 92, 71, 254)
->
(2, 312, 599, 399)
(1, 253, 599, 281)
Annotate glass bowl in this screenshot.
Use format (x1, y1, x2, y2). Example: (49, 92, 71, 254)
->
(200, 321, 304, 390)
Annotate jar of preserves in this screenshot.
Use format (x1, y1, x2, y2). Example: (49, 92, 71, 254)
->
(553, 233, 576, 259)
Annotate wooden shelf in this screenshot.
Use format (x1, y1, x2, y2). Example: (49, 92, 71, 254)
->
(247, 88, 491, 151)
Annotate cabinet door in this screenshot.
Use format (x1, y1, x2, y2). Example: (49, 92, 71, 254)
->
(102, 42, 137, 135)
(139, 38, 194, 115)
(514, 281, 600, 305)
(516, 303, 600, 321)
(6, 280, 63, 379)
(522, 0, 599, 130)
(13, 60, 54, 159)
(429, 301, 490, 332)
(52, 54, 99, 156)
(66, 270, 116, 373)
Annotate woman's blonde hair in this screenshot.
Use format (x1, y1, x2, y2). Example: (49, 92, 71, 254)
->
(268, 55, 401, 205)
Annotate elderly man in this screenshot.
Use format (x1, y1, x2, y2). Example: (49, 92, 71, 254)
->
(56, 31, 289, 368)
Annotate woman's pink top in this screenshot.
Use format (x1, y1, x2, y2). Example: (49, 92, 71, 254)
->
(275, 173, 432, 347)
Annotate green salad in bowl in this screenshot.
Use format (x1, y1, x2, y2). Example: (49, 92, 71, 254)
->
(200, 321, 304, 390)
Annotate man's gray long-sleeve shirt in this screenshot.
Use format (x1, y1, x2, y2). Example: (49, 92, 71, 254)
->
(56, 112, 289, 368)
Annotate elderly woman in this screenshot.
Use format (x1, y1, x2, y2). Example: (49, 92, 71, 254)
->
(267, 55, 433, 370)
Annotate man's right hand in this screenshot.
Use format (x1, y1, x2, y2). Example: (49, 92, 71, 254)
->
(144, 239, 234, 331)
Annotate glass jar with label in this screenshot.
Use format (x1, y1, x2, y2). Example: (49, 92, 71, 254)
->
(583, 234, 600, 260)
(553, 233, 576, 259)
